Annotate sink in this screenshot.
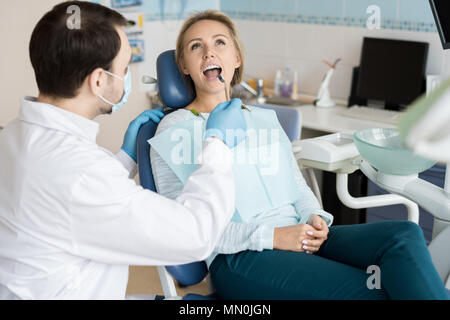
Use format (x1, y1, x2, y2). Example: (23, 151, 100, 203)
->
(353, 128, 437, 176)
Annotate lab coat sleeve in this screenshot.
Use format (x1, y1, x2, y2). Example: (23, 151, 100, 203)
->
(114, 149, 137, 179)
(290, 153, 334, 226)
(69, 138, 235, 266)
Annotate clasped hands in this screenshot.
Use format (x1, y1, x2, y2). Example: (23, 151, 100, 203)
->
(273, 214, 329, 254)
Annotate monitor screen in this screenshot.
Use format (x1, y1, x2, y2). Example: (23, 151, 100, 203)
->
(357, 37, 429, 108)
(430, 0, 450, 49)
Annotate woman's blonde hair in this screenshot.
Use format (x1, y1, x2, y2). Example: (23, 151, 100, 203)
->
(175, 10, 245, 91)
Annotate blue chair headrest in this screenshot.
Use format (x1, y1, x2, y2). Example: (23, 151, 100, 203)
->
(157, 50, 196, 109)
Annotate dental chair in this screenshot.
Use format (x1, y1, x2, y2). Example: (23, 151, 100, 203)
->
(138, 50, 449, 299)
(136, 50, 302, 300)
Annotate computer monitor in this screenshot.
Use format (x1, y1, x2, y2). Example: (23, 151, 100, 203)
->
(430, 0, 450, 49)
(356, 37, 429, 110)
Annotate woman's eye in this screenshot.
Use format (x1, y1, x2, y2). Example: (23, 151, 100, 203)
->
(191, 43, 201, 50)
(216, 39, 226, 46)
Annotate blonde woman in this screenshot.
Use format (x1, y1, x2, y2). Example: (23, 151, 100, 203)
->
(149, 10, 448, 300)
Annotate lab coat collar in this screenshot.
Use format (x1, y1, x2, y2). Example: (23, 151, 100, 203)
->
(19, 96, 100, 142)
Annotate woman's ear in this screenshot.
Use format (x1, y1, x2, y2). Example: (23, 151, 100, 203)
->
(234, 52, 242, 70)
(179, 59, 190, 75)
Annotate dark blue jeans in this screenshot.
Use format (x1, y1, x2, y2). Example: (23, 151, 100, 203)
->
(209, 221, 448, 300)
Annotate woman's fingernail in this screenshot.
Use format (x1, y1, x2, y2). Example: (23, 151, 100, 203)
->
(302, 240, 308, 245)
(307, 231, 313, 236)
(303, 246, 308, 250)
(306, 251, 311, 254)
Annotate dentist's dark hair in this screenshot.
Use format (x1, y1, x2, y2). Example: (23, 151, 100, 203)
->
(29, 1, 128, 98)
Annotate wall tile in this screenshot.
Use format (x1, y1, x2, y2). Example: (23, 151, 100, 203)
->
(398, 0, 435, 23)
(297, 0, 344, 17)
(140, 0, 217, 19)
(285, 23, 345, 62)
(137, 1, 159, 15)
(234, 19, 445, 100)
(242, 53, 291, 83)
(236, 20, 288, 56)
(285, 58, 329, 96)
(186, 0, 218, 12)
(345, 0, 397, 20)
(221, 0, 253, 13)
(221, 0, 436, 32)
(251, 0, 297, 15)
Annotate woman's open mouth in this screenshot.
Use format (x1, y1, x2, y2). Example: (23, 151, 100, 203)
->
(203, 64, 222, 80)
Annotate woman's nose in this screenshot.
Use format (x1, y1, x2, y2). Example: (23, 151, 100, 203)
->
(203, 47, 215, 59)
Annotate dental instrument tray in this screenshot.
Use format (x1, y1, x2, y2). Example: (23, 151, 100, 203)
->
(293, 132, 360, 173)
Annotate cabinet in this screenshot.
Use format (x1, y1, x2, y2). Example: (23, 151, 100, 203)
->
(366, 165, 446, 244)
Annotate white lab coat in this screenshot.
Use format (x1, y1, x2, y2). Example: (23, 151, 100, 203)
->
(0, 97, 235, 300)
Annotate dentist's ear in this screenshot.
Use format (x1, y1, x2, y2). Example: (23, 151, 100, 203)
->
(89, 68, 107, 96)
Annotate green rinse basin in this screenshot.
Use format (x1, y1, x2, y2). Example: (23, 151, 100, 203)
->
(353, 128, 437, 176)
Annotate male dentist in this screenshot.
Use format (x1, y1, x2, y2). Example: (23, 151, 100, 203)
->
(0, 1, 246, 299)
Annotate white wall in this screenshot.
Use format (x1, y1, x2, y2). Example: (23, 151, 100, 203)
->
(2, 2, 445, 149)
(0, 0, 60, 126)
(0, 0, 152, 153)
(235, 20, 448, 102)
(137, 20, 184, 92)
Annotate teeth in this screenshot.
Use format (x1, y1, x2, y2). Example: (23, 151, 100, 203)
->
(203, 64, 221, 72)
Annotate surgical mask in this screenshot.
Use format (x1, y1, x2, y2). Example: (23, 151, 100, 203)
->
(98, 67, 132, 113)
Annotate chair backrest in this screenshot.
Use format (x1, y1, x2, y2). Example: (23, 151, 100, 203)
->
(255, 105, 301, 141)
(137, 50, 302, 287)
(156, 50, 195, 109)
(138, 50, 191, 192)
(137, 50, 208, 287)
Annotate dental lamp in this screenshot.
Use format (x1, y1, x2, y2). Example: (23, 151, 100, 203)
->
(314, 59, 341, 108)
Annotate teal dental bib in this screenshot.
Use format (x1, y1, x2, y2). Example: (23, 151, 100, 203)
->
(149, 107, 300, 223)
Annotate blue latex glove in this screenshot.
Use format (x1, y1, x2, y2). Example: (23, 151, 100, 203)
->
(204, 98, 247, 149)
(121, 106, 165, 162)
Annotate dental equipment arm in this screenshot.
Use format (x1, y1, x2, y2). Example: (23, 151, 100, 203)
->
(399, 78, 450, 289)
(399, 77, 450, 165)
(293, 132, 423, 224)
(397, 78, 450, 230)
(398, 77, 450, 202)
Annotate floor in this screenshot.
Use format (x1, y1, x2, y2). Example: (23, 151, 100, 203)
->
(126, 266, 211, 298)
